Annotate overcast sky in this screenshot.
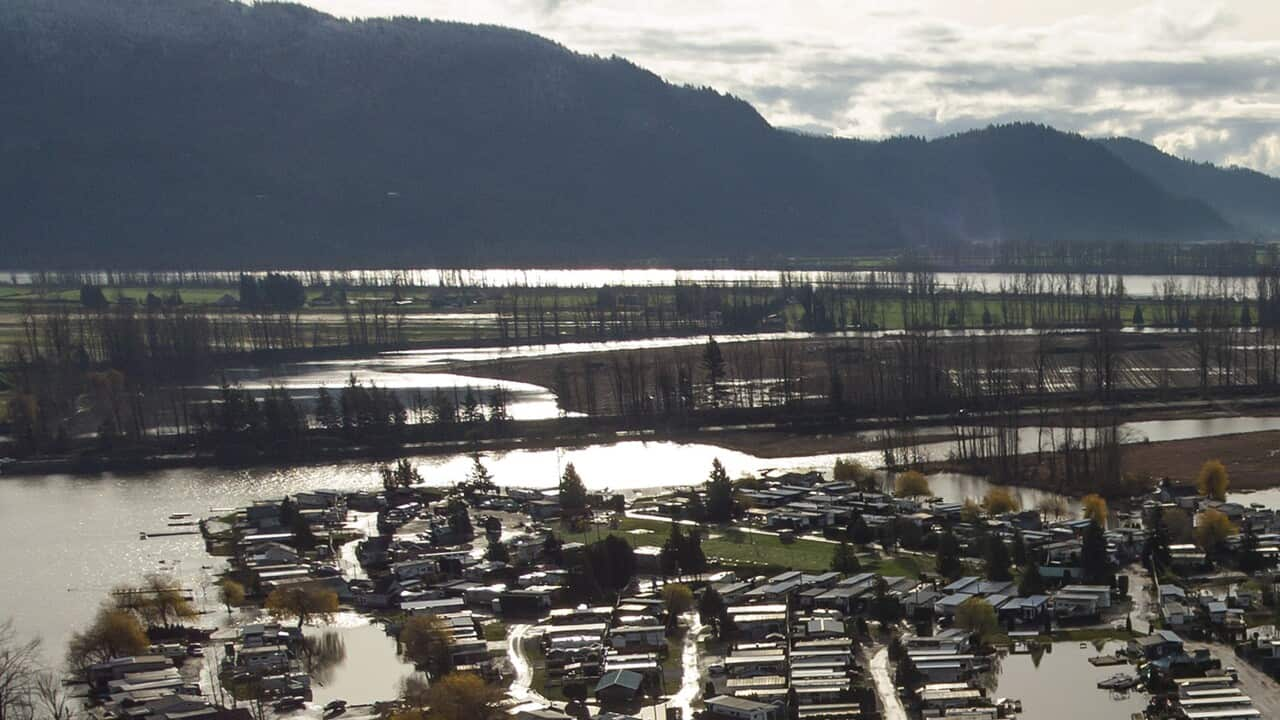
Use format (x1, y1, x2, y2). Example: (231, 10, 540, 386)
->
(294, 0, 1280, 175)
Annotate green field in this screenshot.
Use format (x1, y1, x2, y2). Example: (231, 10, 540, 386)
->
(558, 516, 927, 577)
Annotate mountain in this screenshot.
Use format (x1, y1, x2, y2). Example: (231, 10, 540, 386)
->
(1100, 137, 1280, 237)
(0, 0, 1252, 268)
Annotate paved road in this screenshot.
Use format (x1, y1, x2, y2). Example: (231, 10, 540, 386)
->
(1187, 642, 1280, 718)
(506, 623, 549, 704)
(866, 646, 907, 720)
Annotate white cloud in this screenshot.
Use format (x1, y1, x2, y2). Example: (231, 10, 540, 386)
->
(297, 0, 1280, 175)
(1225, 134, 1280, 174)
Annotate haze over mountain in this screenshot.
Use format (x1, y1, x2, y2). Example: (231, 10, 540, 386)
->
(1, 0, 1276, 269)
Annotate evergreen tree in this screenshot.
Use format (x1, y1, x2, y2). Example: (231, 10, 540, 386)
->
(314, 385, 338, 430)
(559, 463, 589, 517)
(486, 539, 510, 563)
(680, 528, 708, 574)
(1133, 304, 1145, 326)
(1011, 528, 1027, 566)
(446, 498, 473, 538)
(461, 387, 482, 423)
(848, 513, 873, 545)
(701, 337, 727, 407)
(1143, 511, 1172, 574)
(705, 459, 735, 521)
(1018, 560, 1045, 596)
(831, 541, 861, 573)
(698, 586, 727, 635)
(542, 532, 564, 564)
(661, 523, 685, 577)
(463, 455, 496, 497)
(1080, 520, 1113, 585)
(985, 537, 1012, 581)
(687, 493, 708, 522)
(936, 528, 963, 580)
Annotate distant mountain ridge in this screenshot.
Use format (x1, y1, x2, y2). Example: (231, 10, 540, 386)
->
(0, 0, 1274, 268)
(1098, 137, 1280, 237)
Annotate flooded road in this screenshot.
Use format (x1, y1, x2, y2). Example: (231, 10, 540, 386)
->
(671, 612, 706, 717)
(867, 646, 907, 720)
(505, 623, 548, 704)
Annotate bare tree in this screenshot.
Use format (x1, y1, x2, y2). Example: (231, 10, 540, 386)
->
(0, 620, 40, 720)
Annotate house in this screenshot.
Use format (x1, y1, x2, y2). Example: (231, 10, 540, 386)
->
(86, 657, 174, 694)
(234, 645, 291, 672)
(595, 670, 645, 705)
(998, 595, 1049, 626)
(704, 695, 780, 720)
(723, 649, 788, 678)
(392, 558, 438, 582)
(526, 499, 562, 520)
(1163, 602, 1189, 627)
(1060, 585, 1111, 609)
(902, 628, 970, 654)
(917, 683, 986, 712)
(610, 626, 666, 651)
(1051, 592, 1100, 619)
(498, 586, 560, 616)
(1130, 630, 1184, 661)
(933, 594, 974, 618)
(515, 709, 574, 720)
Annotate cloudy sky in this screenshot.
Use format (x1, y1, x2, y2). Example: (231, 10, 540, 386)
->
(296, 0, 1280, 175)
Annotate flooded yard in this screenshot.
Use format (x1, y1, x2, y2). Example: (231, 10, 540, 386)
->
(987, 640, 1146, 720)
(301, 613, 417, 706)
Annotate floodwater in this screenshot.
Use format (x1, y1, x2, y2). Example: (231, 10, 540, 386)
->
(218, 358, 570, 421)
(301, 613, 417, 706)
(7, 412, 1280, 669)
(0, 440, 1047, 668)
(987, 640, 1146, 720)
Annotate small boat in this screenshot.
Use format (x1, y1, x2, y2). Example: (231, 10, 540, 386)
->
(1098, 673, 1139, 691)
(273, 698, 305, 713)
(1089, 655, 1127, 666)
(168, 513, 192, 520)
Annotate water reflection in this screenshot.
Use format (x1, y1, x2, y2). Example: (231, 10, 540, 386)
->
(990, 641, 1145, 720)
(300, 631, 347, 687)
(302, 614, 414, 705)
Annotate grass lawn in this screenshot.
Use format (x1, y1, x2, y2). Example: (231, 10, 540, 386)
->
(483, 620, 508, 641)
(558, 516, 927, 577)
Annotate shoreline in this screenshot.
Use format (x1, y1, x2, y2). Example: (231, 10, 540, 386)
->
(7, 401, 1280, 493)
